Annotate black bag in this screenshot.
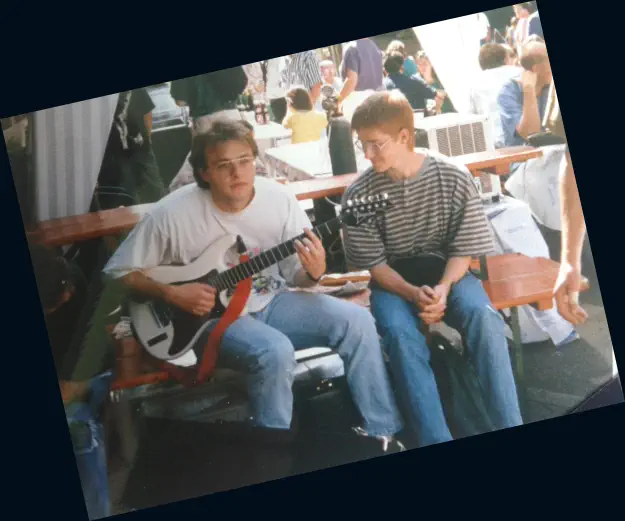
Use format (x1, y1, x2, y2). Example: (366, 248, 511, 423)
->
(428, 332, 496, 439)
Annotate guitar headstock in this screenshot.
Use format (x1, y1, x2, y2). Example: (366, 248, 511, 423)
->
(340, 193, 393, 226)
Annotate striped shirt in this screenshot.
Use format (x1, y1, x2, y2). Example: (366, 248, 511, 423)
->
(281, 52, 322, 92)
(341, 151, 495, 271)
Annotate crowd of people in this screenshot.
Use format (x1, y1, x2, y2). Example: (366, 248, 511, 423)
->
(29, 4, 593, 519)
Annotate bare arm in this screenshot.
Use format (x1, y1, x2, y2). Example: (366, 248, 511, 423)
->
(119, 270, 216, 316)
(369, 262, 422, 304)
(553, 149, 588, 325)
(292, 267, 321, 288)
(516, 78, 542, 139)
(339, 69, 358, 104)
(119, 270, 174, 302)
(560, 149, 586, 267)
(309, 82, 322, 105)
(439, 256, 472, 287)
(144, 112, 153, 138)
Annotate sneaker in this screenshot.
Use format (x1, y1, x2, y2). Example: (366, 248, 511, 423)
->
(352, 426, 406, 453)
(555, 330, 581, 348)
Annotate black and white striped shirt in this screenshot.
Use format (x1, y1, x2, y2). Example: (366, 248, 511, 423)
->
(341, 151, 495, 271)
(281, 51, 322, 92)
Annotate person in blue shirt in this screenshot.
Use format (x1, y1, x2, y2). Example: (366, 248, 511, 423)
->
(496, 39, 552, 148)
(383, 52, 443, 112)
(385, 40, 418, 78)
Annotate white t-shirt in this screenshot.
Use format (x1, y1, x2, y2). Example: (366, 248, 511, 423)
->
(468, 65, 521, 148)
(103, 176, 311, 312)
(266, 56, 287, 100)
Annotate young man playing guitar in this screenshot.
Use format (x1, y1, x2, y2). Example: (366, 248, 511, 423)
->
(103, 117, 405, 452)
(341, 91, 523, 447)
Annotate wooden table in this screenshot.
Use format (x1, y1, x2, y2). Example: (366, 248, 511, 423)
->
(27, 146, 543, 248)
(454, 147, 543, 176)
(266, 141, 542, 183)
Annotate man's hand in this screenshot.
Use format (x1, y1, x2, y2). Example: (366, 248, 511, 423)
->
(554, 262, 588, 325)
(521, 70, 538, 92)
(418, 282, 451, 325)
(60, 380, 89, 405)
(165, 283, 216, 316)
(294, 228, 326, 281)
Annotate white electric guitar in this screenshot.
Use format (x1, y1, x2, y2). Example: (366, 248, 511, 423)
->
(127, 194, 392, 361)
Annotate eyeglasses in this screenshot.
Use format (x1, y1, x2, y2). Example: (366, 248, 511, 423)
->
(210, 155, 255, 175)
(355, 137, 393, 155)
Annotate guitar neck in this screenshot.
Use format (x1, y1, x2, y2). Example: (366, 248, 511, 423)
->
(211, 217, 342, 292)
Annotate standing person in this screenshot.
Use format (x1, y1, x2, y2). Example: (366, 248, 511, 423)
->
(243, 62, 266, 100)
(264, 56, 289, 123)
(415, 51, 455, 114)
(282, 87, 328, 144)
(512, 3, 538, 54)
(103, 117, 406, 453)
(468, 43, 521, 148)
(338, 38, 385, 106)
(97, 88, 166, 208)
(169, 67, 249, 192)
(170, 67, 248, 134)
(341, 91, 523, 446)
(477, 12, 492, 46)
(496, 39, 552, 148)
(281, 51, 323, 108)
(30, 244, 112, 520)
(319, 59, 343, 93)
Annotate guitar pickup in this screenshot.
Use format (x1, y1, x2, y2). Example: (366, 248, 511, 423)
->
(147, 332, 168, 347)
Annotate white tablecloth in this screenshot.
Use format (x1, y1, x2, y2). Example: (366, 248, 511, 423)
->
(264, 137, 371, 181)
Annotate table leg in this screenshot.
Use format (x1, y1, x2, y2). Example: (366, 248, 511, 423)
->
(509, 306, 528, 418)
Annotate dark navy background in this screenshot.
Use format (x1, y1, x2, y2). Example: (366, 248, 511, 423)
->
(2, 1, 622, 519)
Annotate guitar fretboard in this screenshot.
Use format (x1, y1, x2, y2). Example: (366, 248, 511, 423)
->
(209, 218, 341, 292)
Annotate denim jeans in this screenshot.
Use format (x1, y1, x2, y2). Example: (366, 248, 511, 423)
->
(193, 291, 404, 437)
(370, 273, 523, 446)
(65, 372, 112, 520)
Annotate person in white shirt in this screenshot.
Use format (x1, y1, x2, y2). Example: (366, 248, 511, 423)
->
(468, 43, 520, 148)
(263, 57, 289, 123)
(319, 59, 343, 93)
(103, 116, 406, 453)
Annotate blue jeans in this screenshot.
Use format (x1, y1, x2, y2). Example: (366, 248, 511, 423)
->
(65, 372, 112, 520)
(370, 273, 522, 446)
(195, 291, 404, 437)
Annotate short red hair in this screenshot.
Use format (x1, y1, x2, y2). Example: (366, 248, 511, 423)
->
(351, 91, 415, 151)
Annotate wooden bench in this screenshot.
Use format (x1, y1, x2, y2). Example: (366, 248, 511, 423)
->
(110, 255, 589, 393)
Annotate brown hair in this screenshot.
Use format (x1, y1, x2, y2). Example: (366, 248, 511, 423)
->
(286, 86, 313, 111)
(515, 2, 537, 14)
(519, 40, 548, 71)
(386, 40, 407, 57)
(384, 51, 405, 75)
(351, 91, 415, 150)
(478, 43, 508, 70)
(189, 117, 258, 190)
